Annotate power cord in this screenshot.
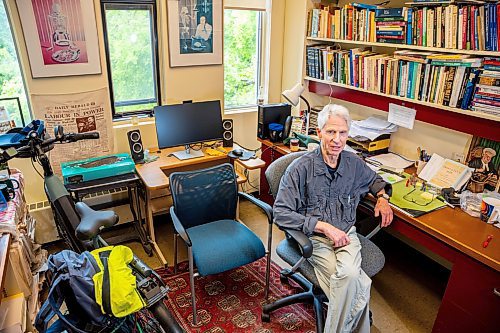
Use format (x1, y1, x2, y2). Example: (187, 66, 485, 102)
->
(233, 141, 260, 152)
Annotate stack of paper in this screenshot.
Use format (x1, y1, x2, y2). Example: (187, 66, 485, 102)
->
(366, 153, 415, 173)
(350, 117, 398, 141)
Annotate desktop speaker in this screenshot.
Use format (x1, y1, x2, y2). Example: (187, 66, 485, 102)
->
(127, 130, 144, 162)
(257, 103, 292, 140)
(222, 119, 233, 147)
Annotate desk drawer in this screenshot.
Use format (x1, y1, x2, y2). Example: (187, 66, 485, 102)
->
(434, 256, 500, 332)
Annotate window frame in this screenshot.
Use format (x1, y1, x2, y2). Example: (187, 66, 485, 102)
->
(0, 0, 32, 125)
(223, 7, 267, 112)
(100, 0, 161, 119)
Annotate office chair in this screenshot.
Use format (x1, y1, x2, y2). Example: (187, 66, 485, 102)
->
(261, 151, 385, 332)
(169, 163, 273, 325)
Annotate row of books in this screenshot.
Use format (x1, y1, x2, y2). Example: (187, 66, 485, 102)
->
(305, 46, 493, 112)
(471, 58, 500, 116)
(307, 2, 500, 51)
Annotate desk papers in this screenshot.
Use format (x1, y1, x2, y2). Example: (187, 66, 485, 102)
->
(350, 117, 398, 141)
(418, 153, 472, 190)
(366, 153, 415, 171)
(388, 103, 416, 129)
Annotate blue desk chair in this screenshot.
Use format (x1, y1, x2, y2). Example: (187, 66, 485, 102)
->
(169, 163, 273, 325)
(262, 151, 386, 332)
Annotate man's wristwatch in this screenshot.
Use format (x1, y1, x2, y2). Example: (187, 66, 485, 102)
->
(377, 193, 390, 201)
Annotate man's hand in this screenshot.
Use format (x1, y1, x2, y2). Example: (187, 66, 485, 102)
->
(375, 197, 393, 227)
(315, 221, 350, 247)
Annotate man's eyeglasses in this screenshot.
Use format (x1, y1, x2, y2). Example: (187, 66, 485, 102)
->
(403, 188, 437, 207)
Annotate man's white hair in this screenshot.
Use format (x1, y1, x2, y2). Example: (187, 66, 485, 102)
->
(484, 147, 496, 157)
(317, 104, 351, 130)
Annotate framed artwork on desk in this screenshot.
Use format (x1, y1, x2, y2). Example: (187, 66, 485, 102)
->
(16, 0, 101, 78)
(466, 136, 500, 193)
(167, 0, 222, 67)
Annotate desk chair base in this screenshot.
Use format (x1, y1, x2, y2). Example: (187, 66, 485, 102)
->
(262, 271, 327, 333)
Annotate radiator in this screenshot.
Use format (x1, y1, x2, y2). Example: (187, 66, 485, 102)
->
(29, 187, 132, 244)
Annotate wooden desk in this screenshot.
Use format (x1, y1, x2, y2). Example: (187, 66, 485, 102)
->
(258, 138, 500, 332)
(135, 146, 259, 266)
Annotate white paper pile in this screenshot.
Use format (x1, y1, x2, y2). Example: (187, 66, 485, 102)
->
(350, 116, 398, 141)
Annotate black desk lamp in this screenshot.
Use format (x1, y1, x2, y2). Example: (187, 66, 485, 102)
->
(282, 83, 311, 134)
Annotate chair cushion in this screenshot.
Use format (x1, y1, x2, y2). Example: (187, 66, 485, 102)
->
(276, 233, 385, 287)
(358, 234, 385, 277)
(188, 219, 266, 276)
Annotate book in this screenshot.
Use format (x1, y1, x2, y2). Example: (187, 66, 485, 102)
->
(376, 8, 404, 18)
(418, 153, 472, 190)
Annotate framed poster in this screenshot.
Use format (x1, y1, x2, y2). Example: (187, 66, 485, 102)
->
(16, 0, 101, 78)
(167, 0, 222, 67)
(466, 136, 500, 193)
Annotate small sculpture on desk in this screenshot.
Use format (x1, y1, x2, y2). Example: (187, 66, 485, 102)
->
(408, 173, 418, 188)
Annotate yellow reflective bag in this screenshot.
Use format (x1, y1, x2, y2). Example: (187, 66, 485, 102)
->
(91, 245, 145, 317)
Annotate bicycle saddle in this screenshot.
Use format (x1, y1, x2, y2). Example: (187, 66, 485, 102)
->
(75, 202, 119, 240)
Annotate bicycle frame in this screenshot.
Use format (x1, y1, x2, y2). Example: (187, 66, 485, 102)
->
(2, 122, 183, 332)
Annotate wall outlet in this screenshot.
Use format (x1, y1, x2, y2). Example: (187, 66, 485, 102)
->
(452, 152, 465, 163)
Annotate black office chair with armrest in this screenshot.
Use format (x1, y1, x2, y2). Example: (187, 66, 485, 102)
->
(169, 163, 273, 325)
(261, 151, 385, 332)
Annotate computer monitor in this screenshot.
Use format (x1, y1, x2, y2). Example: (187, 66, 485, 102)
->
(154, 100, 223, 160)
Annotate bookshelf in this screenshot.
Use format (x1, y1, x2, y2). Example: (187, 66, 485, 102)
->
(308, 78, 499, 140)
(304, 1, 500, 141)
(306, 75, 500, 122)
(307, 37, 500, 56)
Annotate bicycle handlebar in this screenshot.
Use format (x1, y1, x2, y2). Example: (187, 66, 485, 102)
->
(0, 131, 100, 164)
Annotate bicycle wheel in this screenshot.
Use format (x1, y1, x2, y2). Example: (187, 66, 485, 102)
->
(150, 301, 184, 333)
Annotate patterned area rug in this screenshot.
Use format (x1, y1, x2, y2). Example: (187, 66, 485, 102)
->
(156, 258, 316, 332)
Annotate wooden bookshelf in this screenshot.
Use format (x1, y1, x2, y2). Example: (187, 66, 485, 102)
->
(307, 37, 500, 56)
(307, 77, 500, 141)
(306, 76, 500, 122)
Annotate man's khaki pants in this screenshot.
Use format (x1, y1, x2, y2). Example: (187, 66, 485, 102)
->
(309, 226, 371, 333)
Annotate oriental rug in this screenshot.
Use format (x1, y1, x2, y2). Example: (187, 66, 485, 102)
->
(156, 258, 317, 332)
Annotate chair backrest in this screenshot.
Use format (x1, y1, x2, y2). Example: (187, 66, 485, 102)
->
(169, 163, 238, 229)
(265, 151, 308, 199)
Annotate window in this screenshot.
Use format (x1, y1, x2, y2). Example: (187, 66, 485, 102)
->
(101, 0, 160, 118)
(224, 7, 265, 110)
(0, 0, 30, 126)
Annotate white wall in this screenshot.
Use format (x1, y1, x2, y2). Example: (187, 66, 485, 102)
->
(5, 0, 286, 203)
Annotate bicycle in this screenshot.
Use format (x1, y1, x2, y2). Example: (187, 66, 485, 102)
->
(0, 120, 184, 333)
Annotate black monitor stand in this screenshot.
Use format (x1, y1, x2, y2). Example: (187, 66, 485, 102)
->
(171, 145, 204, 160)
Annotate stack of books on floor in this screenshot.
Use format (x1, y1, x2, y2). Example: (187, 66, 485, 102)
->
(307, 1, 500, 51)
(306, 48, 489, 110)
(471, 57, 500, 116)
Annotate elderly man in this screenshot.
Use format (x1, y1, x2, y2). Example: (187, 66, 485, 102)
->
(274, 104, 393, 333)
(468, 147, 497, 175)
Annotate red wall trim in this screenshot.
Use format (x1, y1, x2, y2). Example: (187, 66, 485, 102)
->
(308, 81, 500, 141)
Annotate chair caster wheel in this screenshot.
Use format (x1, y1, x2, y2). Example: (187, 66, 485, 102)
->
(144, 244, 153, 256)
(261, 313, 270, 322)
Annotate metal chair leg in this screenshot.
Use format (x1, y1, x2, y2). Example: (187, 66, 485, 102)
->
(188, 247, 197, 325)
(174, 233, 178, 274)
(265, 221, 273, 300)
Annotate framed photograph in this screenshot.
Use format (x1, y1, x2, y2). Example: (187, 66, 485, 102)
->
(167, 0, 222, 67)
(466, 136, 500, 193)
(16, 0, 101, 78)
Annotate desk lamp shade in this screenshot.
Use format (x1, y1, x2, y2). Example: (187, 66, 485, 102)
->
(282, 83, 305, 106)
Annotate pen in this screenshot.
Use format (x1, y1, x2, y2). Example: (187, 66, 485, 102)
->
(483, 234, 493, 248)
(380, 167, 401, 176)
(437, 196, 455, 209)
